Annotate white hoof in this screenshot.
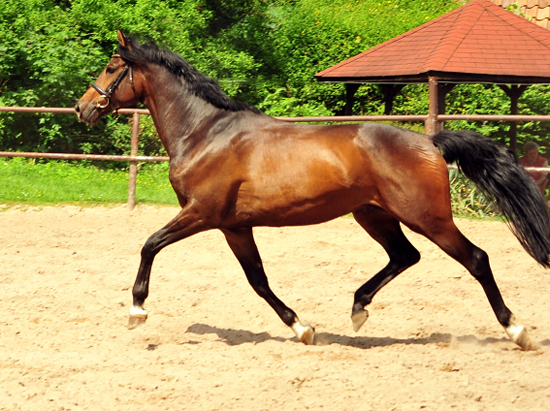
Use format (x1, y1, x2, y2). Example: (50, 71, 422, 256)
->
(291, 321, 315, 345)
(351, 308, 369, 332)
(505, 320, 533, 351)
(128, 305, 148, 330)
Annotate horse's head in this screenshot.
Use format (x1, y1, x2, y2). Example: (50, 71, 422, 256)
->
(75, 30, 141, 124)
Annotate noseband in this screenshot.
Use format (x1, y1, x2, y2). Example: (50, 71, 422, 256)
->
(91, 54, 139, 109)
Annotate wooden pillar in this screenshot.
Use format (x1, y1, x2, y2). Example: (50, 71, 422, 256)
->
(498, 85, 528, 153)
(426, 76, 439, 135)
(382, 84, 405, 115)
(344, 83, 360, 116)
(426, 77, 455, 135)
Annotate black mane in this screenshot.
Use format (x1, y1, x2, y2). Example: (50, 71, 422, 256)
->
(117, 37, 261, 114)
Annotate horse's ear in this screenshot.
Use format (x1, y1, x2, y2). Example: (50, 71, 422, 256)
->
(117, 29, 130, 49)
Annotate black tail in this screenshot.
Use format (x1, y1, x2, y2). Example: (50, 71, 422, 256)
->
(432, 130, 550, 267)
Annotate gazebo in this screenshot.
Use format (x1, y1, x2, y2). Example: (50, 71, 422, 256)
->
(314, 0, 550, 150)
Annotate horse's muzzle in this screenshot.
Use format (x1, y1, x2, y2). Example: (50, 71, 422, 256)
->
(74, 101, 100, 125)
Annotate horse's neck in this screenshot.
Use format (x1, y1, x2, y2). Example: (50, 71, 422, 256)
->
(141, 68, 222, 158)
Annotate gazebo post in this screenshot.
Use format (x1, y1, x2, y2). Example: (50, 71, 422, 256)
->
(498, 84, 528, 153)
(344, 83, 360, 115)
(382, 84, 405, 115)
(426, 76, 439, 135)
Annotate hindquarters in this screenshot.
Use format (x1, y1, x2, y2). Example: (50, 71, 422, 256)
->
(352, 123, 455, 233)
(350, 125, 535, 349)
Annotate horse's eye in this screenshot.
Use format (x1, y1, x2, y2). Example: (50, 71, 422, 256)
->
(106, 67, 116, 74)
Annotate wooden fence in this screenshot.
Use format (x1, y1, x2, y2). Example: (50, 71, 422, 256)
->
(1, 106, 549, 209)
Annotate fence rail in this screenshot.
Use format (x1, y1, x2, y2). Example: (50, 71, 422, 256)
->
(0, 151, 169, 162)
(1, 106, 549, 208)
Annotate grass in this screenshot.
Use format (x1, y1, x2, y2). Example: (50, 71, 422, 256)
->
(0, 158, 178, 206)
(448, 169, 499, 219)
(0, 158, 502, 220)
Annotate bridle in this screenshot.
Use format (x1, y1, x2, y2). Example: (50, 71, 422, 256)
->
(91, 54, 140, 109)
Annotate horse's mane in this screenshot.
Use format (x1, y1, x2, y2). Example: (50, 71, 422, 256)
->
(117, 37, 261, 114)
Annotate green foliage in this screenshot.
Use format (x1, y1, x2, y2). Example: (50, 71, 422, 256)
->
(0, 0, 107, 152)
(258, 86, 333, 117)
(516, 84, 550, 156)
(0, 0, 266, 156)
(263, 0, 461, 115)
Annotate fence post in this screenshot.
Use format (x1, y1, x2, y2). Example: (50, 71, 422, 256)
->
(127, 112, 140, 210)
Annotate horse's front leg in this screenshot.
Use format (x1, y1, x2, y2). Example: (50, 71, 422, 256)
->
(222, 227, 315, 345)
(128, 202, 207, 329)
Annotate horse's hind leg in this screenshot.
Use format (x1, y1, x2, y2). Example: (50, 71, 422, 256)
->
(422, 220, 533, 350)
(222, 227, 315, 345)
(351, 206, 421, 332)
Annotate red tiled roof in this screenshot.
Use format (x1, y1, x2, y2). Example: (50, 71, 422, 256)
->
(491, 0, 550, 30)
(315, 0, 550, 83)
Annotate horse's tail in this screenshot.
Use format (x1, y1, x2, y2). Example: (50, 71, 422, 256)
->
(432, 130, 550, 267)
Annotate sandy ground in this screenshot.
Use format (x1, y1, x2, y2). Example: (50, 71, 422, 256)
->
(1, 204, 550, 410)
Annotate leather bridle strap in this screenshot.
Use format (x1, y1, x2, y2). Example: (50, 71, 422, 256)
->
(91, 54, 140, 109)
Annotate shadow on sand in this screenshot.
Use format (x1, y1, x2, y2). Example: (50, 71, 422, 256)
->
(184, 323, 541, 350)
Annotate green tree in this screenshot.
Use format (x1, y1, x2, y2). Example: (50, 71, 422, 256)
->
(0, 0, 268, 156)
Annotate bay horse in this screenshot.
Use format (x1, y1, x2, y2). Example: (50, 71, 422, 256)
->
(76, 30, 550, 350)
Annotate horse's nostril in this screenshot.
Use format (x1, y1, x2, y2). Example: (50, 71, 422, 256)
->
(74, 103, 80, 113)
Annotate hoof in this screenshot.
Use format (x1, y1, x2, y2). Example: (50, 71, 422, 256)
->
(300, 325, 315, 345)
(291, 322, 316, 345)
(351, 308, 369, 332)
(127, 314, 147, 330)
(505, 322, 533, 351)
(515, 328, 534, 351)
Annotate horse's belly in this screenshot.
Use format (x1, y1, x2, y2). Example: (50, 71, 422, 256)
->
(229, 186, 375, 227)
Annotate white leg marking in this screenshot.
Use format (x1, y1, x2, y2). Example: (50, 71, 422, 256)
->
(130, 305, 148, 317)
(291, 321, 315, 345)
(504, 316, 533, 351)
(505, 324, 524, 342)
(128, 304, 148, 330)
